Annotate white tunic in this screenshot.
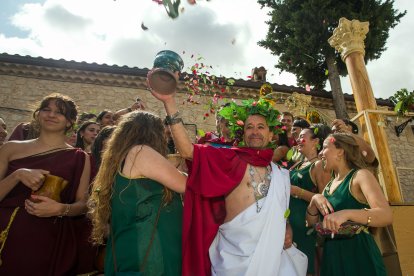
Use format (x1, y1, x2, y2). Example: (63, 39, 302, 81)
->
(209, 163, 306, 276)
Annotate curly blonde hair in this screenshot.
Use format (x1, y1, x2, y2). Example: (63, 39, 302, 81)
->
(88, 111, 171, 245)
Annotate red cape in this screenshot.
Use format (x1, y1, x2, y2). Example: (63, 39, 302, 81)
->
(182, 145, 273, 276)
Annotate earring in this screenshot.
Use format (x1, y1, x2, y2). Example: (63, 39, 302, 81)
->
(316, 144, 321, 151)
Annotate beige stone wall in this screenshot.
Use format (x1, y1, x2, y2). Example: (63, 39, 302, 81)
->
(1, 71, 413, 202)
(383, 115, 414, 202)
(0, 74, 218, 141)
(0, 74, 344, 142)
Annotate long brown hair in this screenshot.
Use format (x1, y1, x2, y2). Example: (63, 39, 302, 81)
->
(88, 111, 171, 244)
(35, 93, 78, 133)
(328, 133, 367, 170)
(75, 121, 100, 150)
(23, 93, 77, 139)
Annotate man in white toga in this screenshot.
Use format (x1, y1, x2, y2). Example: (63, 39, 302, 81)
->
(151, 88, 304, 276)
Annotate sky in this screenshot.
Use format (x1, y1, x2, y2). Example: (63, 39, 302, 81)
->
(0, 0, 413, 100)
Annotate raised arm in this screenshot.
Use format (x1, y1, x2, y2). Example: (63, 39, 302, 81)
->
(150, 88, 194, 160)
(113, 100, 146, 122)
(349, 134, 377, 165)
(123, 145, 187, 193)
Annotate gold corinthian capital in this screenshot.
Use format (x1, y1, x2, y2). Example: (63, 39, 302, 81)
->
(328, 17, 369, 61)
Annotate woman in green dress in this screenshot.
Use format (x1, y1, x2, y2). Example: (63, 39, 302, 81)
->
(89, 111, 187, 276)
(306, 133, 392, 276)
(289, 125, 332, 275)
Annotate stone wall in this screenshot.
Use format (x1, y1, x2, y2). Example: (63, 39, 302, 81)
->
(0, 61, 412, 202)
(0, 75, 348, 143)
(0, 74, 218, 141)
(383, 115, 414, 202)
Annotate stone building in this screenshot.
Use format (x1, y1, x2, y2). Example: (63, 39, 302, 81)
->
(0, 53, 412, 201)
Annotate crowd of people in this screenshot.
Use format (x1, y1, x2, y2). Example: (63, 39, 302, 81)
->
(0, 83, 393, 276)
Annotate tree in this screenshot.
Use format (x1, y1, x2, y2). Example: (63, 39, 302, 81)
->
(389, 88, 414, 116)
(257, 0, 406, 119)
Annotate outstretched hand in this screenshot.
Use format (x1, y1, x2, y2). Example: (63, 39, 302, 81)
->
(131, 101, 145, 111)
(331, 119, 351, 134)
(147, 71, 179, 104)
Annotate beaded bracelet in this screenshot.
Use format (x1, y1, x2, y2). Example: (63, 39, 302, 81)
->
(306, 208, 319, 216)
(59, 204, 71, 218)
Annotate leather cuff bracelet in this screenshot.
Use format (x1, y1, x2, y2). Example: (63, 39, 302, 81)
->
(165, 111, 183, 125)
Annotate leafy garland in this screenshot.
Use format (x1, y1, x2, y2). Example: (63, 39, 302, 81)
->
(218, 98, 282, 146)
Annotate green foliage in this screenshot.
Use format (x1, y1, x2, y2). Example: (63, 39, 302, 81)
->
(257, 0, 406, 89)
(197, 129, 206, 138)
(389, 88, 414, 115)
(286, 148, 294, 160)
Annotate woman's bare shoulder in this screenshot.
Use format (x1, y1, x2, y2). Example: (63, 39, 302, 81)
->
(1, 139, 36, 152)
(353, 168, 376, 182)
(131, 144, 161, 156)
(0, 140, 37, 162)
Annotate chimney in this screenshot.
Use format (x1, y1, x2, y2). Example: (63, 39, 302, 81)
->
(251, 66, 267, 82)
